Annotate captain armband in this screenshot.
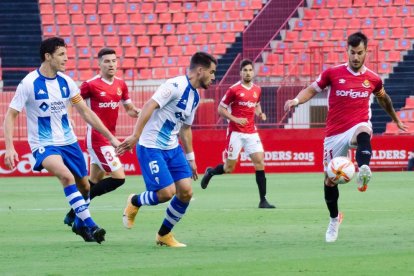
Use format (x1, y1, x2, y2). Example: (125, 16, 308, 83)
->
(70, 94, 83, 105)
(375, 88, 386, 98)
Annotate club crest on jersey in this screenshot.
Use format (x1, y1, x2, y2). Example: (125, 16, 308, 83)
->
(253, 92, 257, 98)
(362, 80, 370, 88)
(339, 79, 346, 84)
(117, 87, 122, 96)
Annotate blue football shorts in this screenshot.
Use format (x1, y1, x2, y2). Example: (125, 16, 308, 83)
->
(137, 144, 192, 191)
(32, 142, 88, 178)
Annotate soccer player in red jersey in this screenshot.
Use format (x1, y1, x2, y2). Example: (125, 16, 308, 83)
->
(200, 59, 275, 209)
(284, 32, 407, 242)
(64, 48, 140, 226)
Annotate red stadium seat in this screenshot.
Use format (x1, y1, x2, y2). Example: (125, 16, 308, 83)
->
(139, 46, 153, 57)
(77, 59, 91, 70)
(91, 36, 105, 47)
(150, 57, 163, 67)
(106, 36, 119, 47)
(169, 45, 183, 56)
(147, 25, 161, 35)
(153, 68, 167, 79)
(390, 28, 405, 39)
(132, 25, 146, 36)
(374, 18, 388, 29)
(78, 70, 95, 82)
(155, 2, 168, 13)
(172, 12, 186, 24)
(396, 39, 411, 51)
(144, 13, 157, 24)
(403, 97, 414, 109)
(75, 36, 90, 47)
(223, 33, 235, 43)
(42, 15, 55, 25)
(378, 62, 392, 74)
(331, 9, 344, 19)
(121, 36, 135, 47)
(300, 30, 313, 41)
(158, 13, 171, 24)
(136, 58, 149, 68)
(307, 19, 321, 30)
(213, 44, 227, 55)
(68, 4, 82, 14)
(141, 3, 154, 13)
(169, 2, 182, 12)
(352, 0, 366, 7)
(332, 19, 348, 30)
(118, 25, 131, 36)
(165, 35, 179, 46)
(129, 13, 143, 24)
(138, 68, 152, 79)
(209, 33, 222, 44)
(98, 4, 111, 14)
(121, 58, 135, 69)
(58, 25, 72, 36)
(388, 17, 402, 28)
(284, 31, 299, 42)
(154, 46, 168, 57)
(113, 3, 126, 14)
(151, 36, 165, 47)
(316, 9, 330, 19)
(39, 4, 53, 15)
(137, 36, 150, 47)
(381, 40, 395, 51)
(124, 47, 138, 58)
(312, 0, 327, 9)
(162, 24, 175, 35)
(387, 51, 401, 62)
(88, 25, 101, 36)
(70, 14, 84, 25)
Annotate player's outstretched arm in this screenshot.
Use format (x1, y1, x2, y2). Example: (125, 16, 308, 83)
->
(117, 99, 159, 155)
(73, 96, 121, 147)
(284, 85, 318, 111)
(3, 108, 20, 169)
(376, 92, 407, 132)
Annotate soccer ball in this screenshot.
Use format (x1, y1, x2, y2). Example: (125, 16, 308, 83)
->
(327, 156, 355, 184)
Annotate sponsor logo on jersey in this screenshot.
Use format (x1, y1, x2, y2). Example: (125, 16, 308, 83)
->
(362, 80, 370, 88)
(39, 102, 49, 112)
(37, 89, 47, 95)
(240, 93, 245, 97)
(335, 89, 369, 98)
(100, 91, 106, 97)
(117, 87, 122, 96)
(339, 79, 346, 84)
(98, 100, 119, 109)
(238, 101, 257, 108)
(50, 101, 65, 113)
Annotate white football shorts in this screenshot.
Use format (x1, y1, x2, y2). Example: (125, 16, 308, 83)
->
(225, 131, 264, 160)
(323, 122, 372, 172)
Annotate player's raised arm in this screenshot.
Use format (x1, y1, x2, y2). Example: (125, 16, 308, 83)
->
(284, 85, 318, 111)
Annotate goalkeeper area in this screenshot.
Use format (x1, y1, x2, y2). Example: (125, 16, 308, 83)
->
(0, 172, 413, 275)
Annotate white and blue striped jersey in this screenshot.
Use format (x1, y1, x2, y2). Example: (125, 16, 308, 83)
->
(9, 69, 79, 151)
(139, 75, 200, 150)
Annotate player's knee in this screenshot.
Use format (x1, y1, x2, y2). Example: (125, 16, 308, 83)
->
(58, 173, 75, 186)
(224, 163, 235, 173)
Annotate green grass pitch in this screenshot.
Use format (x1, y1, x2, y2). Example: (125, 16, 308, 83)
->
(0, 172, 413, 275)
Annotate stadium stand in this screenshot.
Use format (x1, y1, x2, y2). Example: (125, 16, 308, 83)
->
(38, 0, 263, 82)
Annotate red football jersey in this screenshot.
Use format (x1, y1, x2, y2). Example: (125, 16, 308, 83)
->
(80, 75, 131, 146)
(220, 81, 261, 134)
(313, 64, 383, 137)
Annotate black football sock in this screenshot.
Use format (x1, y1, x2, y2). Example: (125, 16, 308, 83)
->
(356, 132, 372, 167)
(324, 184, 339, 218)
(210, 164, 225, 175)
(255, 170, 267, 201)
(90, 177, 125, 200)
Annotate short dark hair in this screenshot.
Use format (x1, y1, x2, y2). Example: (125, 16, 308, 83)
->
(40, 37, 66, 62)
(240, 59, 253, 71)
(347, 32, 368, 48)
(189, 52, 217, 70)
(98, 47, 116, 59)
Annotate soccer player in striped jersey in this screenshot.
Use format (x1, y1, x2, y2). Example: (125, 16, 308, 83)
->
(200, 59, 276, 209)
(284, 32, 407, 242)
(63, 48, 140, 226)
(3, 37, 120, 243)
(116, 52, 217, 247)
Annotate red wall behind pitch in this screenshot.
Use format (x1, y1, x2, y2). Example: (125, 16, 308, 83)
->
(1, 129, 413, 177)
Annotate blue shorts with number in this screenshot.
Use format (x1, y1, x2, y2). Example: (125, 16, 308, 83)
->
(137, 144, 192, 191)
(32, 142, 88, 178)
